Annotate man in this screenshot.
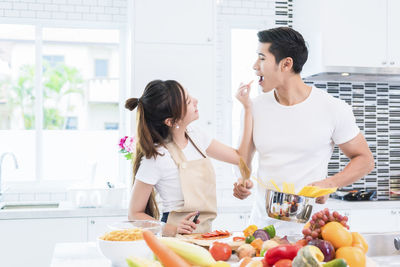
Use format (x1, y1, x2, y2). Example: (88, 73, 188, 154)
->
(233, 27, 374, 232)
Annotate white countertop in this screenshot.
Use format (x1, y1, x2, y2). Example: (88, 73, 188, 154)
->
(1, 199, 400, 220)
(51, 242, 399, 267)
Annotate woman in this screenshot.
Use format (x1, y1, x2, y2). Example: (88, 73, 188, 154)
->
(126, 79, 252, 236)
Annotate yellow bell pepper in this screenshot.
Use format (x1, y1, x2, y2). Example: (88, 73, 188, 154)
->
(351, 232, 368, 253)
(243, 225, 258, 237)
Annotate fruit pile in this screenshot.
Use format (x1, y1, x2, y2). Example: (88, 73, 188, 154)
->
(299, 209, 368, 267)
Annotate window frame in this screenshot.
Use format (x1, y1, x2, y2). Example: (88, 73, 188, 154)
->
(2, 22, 131, 192)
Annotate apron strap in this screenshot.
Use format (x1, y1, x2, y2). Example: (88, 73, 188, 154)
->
(165, 133, 207, 166)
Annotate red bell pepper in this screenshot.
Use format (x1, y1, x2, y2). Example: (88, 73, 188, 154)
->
(264, 244, 300, 265)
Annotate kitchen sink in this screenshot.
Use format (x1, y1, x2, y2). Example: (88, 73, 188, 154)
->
(0, 202, 59, 210)
(364, 232, 400, 257)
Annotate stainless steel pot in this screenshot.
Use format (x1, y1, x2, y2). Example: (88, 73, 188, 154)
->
(265, 189, 315, 223)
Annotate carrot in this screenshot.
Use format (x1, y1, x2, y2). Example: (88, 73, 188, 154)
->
(142, 230, 191, 267)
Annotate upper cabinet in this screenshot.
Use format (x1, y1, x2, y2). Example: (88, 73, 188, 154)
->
(387, 0, 400, 67)
(322, 0, 400, 68)
(133, 0, 214, 45)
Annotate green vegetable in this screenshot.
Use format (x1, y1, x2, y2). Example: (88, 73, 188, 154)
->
(292, 245, 323, 267)
(245, 235, 255, 244)
(263, 225, 276, 238)
(126, 256, 162, 267)
(260, 249, 266, 257)
(322, 259, 347, 267)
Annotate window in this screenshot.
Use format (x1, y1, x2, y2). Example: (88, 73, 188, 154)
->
(231, 28, 260, 145)
(0, 24, 128, 186)
(94, 59, 109, 77)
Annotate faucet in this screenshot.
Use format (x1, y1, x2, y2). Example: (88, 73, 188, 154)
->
(0, 152, 19, 202)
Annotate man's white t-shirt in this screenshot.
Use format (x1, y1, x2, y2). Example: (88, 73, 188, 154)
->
(135, 126, 213, 213)
(250, 87, 360, 233)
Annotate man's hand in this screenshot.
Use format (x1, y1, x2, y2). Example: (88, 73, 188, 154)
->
(309, 178, 336, 204)
(233, 178, 253, 199)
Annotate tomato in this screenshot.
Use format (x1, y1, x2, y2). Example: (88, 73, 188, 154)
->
(273, 259, 292, 267)
(209, 242, 232, 261)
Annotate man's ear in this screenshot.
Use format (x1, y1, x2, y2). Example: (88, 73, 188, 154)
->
(281, 57, 293, 72)
(164, 118, 173, 127)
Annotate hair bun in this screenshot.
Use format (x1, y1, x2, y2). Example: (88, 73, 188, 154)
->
(125, 98, 139, 111)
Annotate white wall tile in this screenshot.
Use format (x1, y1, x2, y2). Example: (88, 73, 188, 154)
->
(50, 192, 67, 201)
(105, 6, 119, 14)
(229, 0, 242, 7)
(113, 0, 126, 7)
(97, 13, 112, 21)
(255, 1, 270, 9)
(82, 13, 96, 21)
(52, 0, 67, 4)
(112, 14, 125, 22)
(44, 4, 58, 11)
(98, 0, 112, 6)
(37, 0, 53, 3)
(35, 193, 51, 201)
(2, 193, 19, 202)
(0, 2, 13, 10)
(75, 5, 89, 12)
(19, 193, 35, 201)
(13, 3, 29, 10)
(82, 0, 97, 6)
(37, 10, 52, 18)
(58, 4, 74, 12)
(52, 11, 67, 19)
(4, 9, 19, 17)
(90, 6, 104, 13)
(20, 10, 36, 18)
(68, 0, 82, 5)
(242, 1, 255, 8)
(67, 12, 82, 20)
(28, 3, 43, 11)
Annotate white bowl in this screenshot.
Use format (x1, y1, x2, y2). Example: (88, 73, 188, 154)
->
(97, 238, 153, 267)
(108, 220, 163, 235)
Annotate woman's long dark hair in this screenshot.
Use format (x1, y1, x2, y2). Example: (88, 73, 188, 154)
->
(125, 80, 187, 219)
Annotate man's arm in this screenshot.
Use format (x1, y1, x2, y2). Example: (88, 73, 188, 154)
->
(311, 132, 375, 202)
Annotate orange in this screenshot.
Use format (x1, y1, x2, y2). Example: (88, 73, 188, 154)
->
(336, 246, 366, 267)
(321, 221, 352, 249)
(351, 232, 368, 253)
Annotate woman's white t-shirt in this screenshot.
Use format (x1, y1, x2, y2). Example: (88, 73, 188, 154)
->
(135, 126, 213, 212)
(250, 87, 360, 233)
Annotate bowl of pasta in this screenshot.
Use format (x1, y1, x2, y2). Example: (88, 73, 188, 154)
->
(97, 221, 162, 266)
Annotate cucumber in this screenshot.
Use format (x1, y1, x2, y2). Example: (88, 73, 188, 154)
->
(323, 259, 347, 267)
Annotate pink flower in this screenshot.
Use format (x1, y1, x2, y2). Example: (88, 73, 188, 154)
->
(124, 137, 135, 152)
(119, 136, 128, 149)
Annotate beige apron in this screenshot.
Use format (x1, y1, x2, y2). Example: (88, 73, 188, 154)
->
(165, 135, 217, 233)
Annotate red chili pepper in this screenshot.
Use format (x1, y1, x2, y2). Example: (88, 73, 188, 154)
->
(233, 236, 245, 242)
(264, 244, 300, 265)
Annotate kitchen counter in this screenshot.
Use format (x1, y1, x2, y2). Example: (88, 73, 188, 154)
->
(1, 199, 400, 220)
(51, 241, 400, 267)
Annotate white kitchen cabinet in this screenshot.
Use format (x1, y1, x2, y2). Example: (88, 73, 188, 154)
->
(322, 0, 387, 68)
(387, 0, 400, 67)
(322, 0, 400, 68)
(213, 213, 248, 232)
(0, 218, 87, 267)
(87, 216, 127, 241)
(349, 209, 398, 233)
(133, 43, 216, 135)
(133, 0, 214, 45)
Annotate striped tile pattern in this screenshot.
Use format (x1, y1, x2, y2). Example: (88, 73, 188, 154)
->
(305, 72, 400, 200)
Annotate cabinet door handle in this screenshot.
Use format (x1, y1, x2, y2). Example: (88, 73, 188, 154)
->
(382, 61, 387, 65)
(90, 220, 95, 224)
(390, 61, 395, 65)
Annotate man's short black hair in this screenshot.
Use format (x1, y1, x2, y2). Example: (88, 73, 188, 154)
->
(257, 27, 308, 73)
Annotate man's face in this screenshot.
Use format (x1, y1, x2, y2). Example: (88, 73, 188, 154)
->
(253, 42, 281, 93)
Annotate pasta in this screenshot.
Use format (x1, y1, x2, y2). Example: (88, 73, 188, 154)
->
(100, 228, 143, 241)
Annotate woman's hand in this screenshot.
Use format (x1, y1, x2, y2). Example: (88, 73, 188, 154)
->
(176, 211, 200, 234)
(236, 80, 253, 109)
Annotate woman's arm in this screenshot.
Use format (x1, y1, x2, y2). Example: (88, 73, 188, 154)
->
(206, 82, 255, 167)
(128, 180, 157, 221)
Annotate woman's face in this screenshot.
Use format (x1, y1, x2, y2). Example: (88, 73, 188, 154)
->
(180, 89, 199, 126)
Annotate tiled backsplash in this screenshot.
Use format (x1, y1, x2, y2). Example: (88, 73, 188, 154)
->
(305, 72, 400, 200)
